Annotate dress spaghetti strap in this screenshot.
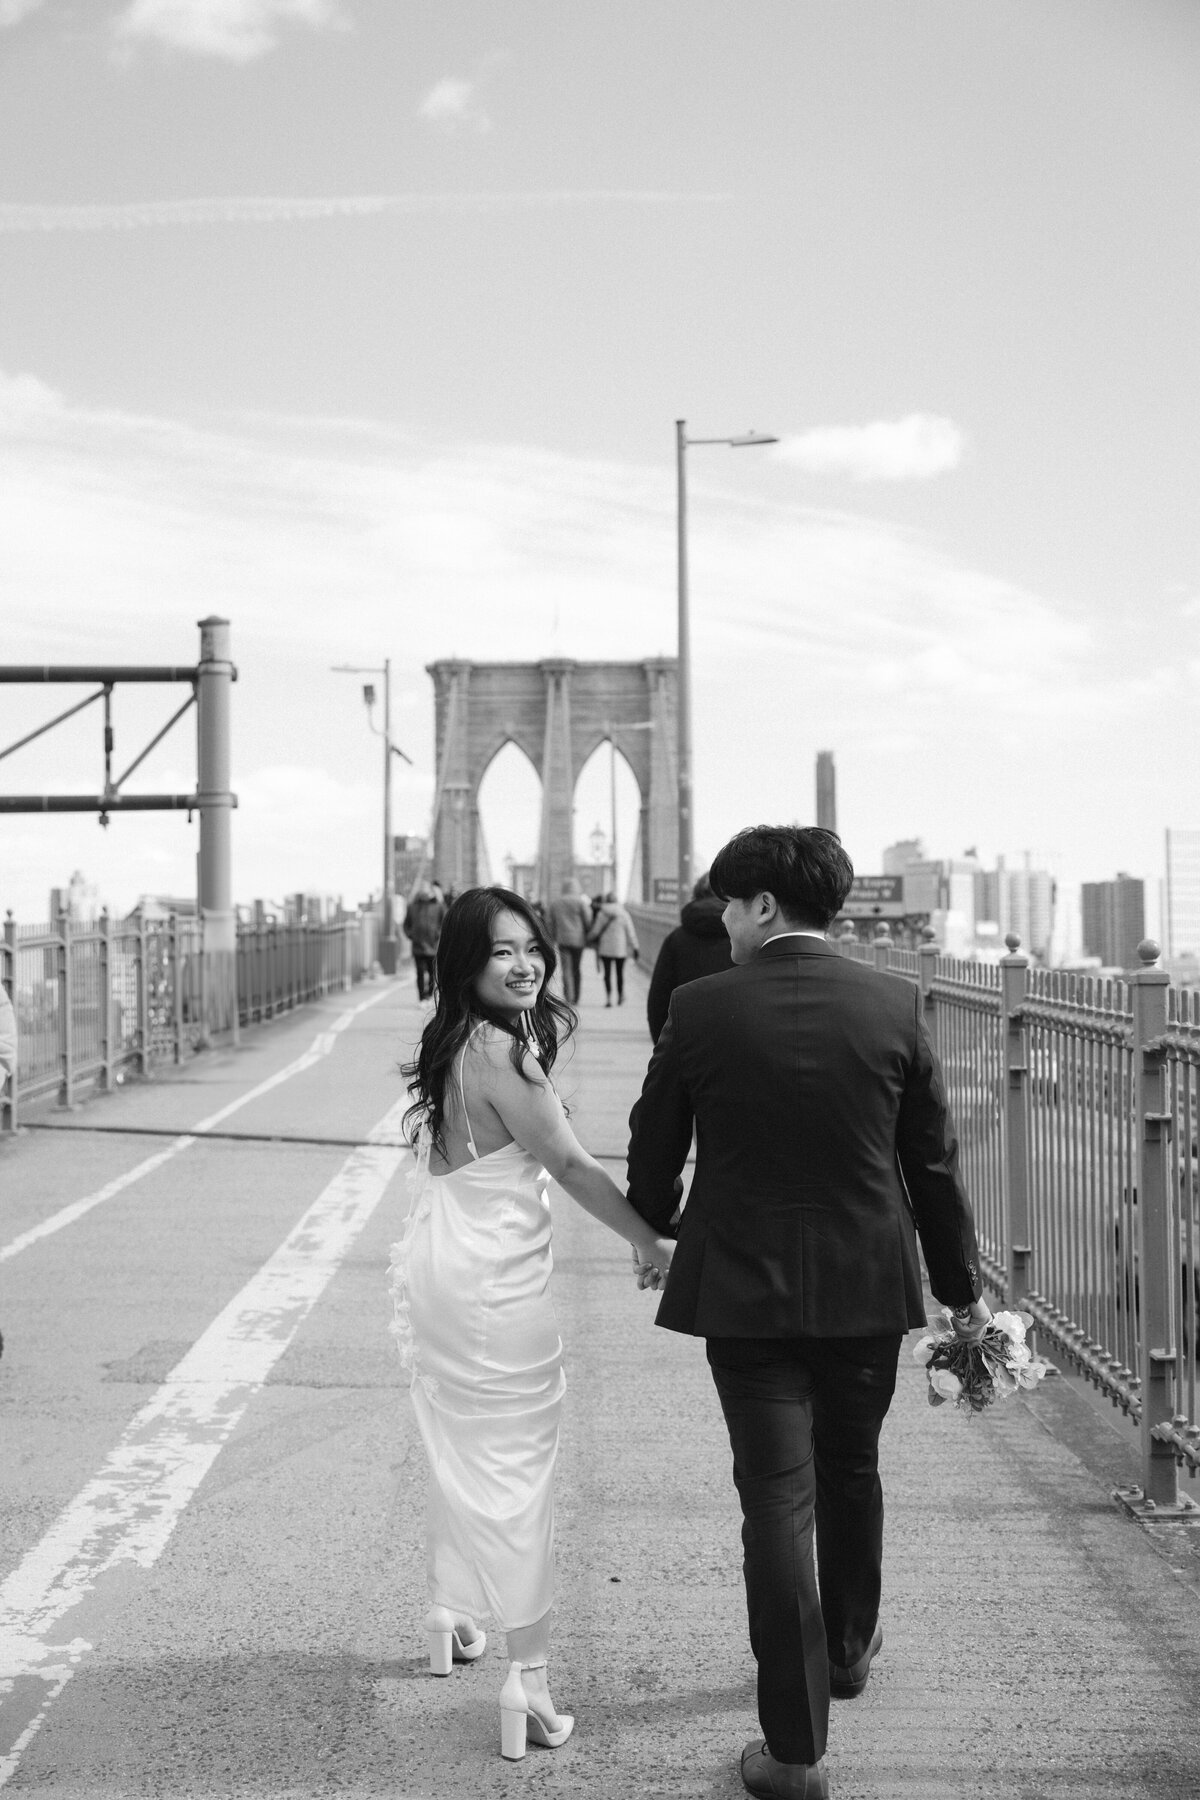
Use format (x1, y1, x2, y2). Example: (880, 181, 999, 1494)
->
(456, 1026, 482, 1161)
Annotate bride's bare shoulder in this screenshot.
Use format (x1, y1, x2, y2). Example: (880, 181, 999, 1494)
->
(468, 1025, 546, 1087)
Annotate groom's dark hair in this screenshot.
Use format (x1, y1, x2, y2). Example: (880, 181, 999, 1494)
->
(709, 825, 854, 930)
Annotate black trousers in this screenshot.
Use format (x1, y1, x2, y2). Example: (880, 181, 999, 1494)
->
(706, 1333, 902, 1765)
(600, 955, 625, 1001)
(559, 945, 583, 1003)
(413, 953, 436, 1000)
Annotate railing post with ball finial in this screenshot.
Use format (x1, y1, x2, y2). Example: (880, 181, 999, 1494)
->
(873, 921, 891, 974)
(1001, 932, 1031, 1312)
(918, 924, 940, 1052)
(1129, 938, 1180, 1513)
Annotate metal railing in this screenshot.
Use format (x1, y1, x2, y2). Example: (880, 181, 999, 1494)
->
(1, 905, 383, 1134)
(840, 924, 1200, 1512)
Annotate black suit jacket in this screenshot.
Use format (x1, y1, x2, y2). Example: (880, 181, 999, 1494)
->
(626, 935, 982, 1338)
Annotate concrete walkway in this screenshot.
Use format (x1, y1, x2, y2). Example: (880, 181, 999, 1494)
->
(1, 967, 1198, 1798)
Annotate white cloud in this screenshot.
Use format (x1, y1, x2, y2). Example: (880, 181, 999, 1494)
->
(0, 371, 1177, 919)
(417, 74, 491, 135)
(0, 192, 724, 232)
(111, 0, 348, 62)
(0, 369, 64, 418)
(773, 414, 966, 481)
(0, 0, 46, 26)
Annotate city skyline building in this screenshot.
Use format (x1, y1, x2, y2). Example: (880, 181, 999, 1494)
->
(815, 751, 837, 834)
(882, 838, 926, 876)
(1165, 829, 1200, 961)
(1081, 872, 1145, 970)
(975, 854, 1056, 961)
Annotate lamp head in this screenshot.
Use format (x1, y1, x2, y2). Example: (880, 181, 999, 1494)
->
(362, 684, 376, 708)
(728, 431, 779, 448)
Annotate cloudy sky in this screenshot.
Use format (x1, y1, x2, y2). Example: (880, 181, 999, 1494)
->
(1, 0, 1198, 935)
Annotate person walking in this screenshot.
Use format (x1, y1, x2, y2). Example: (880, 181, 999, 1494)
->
(547, 877, 592, 1005)
(586, 892, 639, 1007)
(390, 887, 674, 1762)
(645, 870, 733, 1042)
(403, 880, 446, 1002)
(624, 825, 990, 1800)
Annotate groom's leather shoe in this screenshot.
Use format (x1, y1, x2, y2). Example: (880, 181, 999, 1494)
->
(740, 1741, 829, 1799)
(828, 1621, 883, 1698)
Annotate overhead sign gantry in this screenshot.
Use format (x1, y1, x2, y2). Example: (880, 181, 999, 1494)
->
(0, 615, 238, 1031)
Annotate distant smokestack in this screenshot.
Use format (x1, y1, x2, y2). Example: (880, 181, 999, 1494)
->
(816, 750, 836, 833)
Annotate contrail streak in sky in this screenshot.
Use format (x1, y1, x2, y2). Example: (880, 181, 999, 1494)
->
(0, 191, 727, 232)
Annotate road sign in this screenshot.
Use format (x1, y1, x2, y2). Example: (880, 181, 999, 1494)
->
(839, 874, 906, 919)
(652, 877, 680, 906)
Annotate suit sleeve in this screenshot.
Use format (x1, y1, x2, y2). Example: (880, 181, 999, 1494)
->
(896, 991, 983, 1307)
(626, 998, 693, 1234)
(645, 933, 676, 1042)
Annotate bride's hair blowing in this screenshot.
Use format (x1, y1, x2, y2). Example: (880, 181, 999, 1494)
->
(402, 885, 576, 1154)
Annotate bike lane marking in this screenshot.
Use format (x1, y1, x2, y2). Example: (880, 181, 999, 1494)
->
(0, 983, 396, 1265)
(0, 1094, 410, 1788)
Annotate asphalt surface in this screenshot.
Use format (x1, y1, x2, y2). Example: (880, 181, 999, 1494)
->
(1, 966, 1199, 1799)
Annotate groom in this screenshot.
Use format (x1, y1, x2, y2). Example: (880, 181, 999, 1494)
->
(626, 825, 989, 1800)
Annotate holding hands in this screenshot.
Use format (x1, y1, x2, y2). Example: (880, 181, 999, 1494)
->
(631, 1237, 675, 1292)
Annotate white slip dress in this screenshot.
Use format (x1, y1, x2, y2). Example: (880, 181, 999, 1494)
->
(389, 1039, 566, 1631)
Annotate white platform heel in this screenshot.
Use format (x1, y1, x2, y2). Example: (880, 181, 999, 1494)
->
(425, 1605, 486, 1676)
(499, 1659, 574, 1760)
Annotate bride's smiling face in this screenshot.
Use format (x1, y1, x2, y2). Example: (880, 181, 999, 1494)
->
(474, 909, 547, 1019)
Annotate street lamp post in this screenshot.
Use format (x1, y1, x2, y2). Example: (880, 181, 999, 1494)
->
(675, 420, 777, 901)
(332, 658, 413, 974)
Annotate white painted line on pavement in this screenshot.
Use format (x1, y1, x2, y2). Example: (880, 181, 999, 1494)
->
(0, 984, 397, 1265)
(0, 1095, 411, 1788)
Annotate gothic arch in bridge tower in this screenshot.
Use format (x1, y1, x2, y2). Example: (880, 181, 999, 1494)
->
(427, 659, 678, 902)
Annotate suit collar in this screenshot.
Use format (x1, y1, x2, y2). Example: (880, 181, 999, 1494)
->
(756, 935, 838, 961)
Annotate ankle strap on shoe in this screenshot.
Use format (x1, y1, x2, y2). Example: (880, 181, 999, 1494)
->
(515, 1658, 547, 1672)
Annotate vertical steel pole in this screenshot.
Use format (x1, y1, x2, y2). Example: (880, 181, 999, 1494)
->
(58, 907, 74, 1110)
(137, 906, 151, 1074)
(381, 657, 397, 972)
(609, 726, 618, 899)
(918, 929, 940, 1053)
(1132, 940, 1179, 1509)
(196, 615, 237, 1042)
(171, 912, 184, 1063)
(676, 420, 692, 903)
(2, 912, 16, 1133)
(1002, 934, 1032, 1312)
(99, 908, 113, 1092)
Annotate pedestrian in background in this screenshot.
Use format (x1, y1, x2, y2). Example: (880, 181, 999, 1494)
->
(547, 877, 592, 1005)
(587, 892, 639, 1007)
(645, 871, 733, 1042)
(404, 880, 447, 1002)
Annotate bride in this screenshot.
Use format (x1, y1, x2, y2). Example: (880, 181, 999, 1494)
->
(390, 885, 674, 1761)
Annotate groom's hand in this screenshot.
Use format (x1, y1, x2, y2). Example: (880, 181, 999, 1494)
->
(630, 1238, 673, 1291)
(630, 1246, 661, 1289)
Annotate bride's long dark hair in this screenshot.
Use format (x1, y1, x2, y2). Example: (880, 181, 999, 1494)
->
(401, 885, 576, 1154)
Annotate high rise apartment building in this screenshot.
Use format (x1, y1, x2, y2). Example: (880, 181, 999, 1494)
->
(974, 855, 1056, 960)
(879, 840, 979, 953)
(1165, 829, 1200, 959)
(1081, 873, 1145, 969)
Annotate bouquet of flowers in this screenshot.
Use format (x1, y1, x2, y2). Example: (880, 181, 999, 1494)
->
(913, 1308, 1053, 1413)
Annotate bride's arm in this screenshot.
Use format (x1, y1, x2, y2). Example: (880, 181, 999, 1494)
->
(476, 1036, 674, 1272)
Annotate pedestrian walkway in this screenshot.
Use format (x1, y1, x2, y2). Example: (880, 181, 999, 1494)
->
(1, 967, 1198, 1798)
